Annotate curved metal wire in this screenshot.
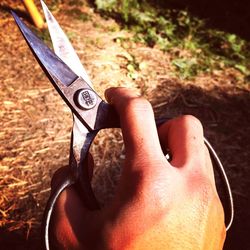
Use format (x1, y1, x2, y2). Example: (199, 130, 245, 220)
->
(204, 137, 234, 231)
(42, 175, 75, 250)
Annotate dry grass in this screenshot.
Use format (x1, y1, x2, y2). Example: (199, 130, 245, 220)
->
(0, 1, 250, 249)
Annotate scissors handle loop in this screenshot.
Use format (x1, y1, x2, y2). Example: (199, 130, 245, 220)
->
(42, 174, 75, 250)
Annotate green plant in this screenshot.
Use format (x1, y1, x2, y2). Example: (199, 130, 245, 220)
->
(94, 0, 250, 81)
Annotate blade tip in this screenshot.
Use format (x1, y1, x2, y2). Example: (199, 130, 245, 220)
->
(11, 10, 22, 26)
(10, 10, 17, 19)
(40, 0, 47, 10)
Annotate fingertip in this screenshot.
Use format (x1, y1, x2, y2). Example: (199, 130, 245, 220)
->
(105, 87, 141, 105)
(104, 87, 116, 104)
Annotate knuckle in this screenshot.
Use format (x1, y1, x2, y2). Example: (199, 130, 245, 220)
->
(125, 96, 152, 113)
(186, 172, 212, 197)
(172, 115, 203, 133)
(187, 171, 216, 200)
(180, 115, 203, 129)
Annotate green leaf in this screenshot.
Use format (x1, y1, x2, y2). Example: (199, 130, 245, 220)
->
(235, 64, 248, 74)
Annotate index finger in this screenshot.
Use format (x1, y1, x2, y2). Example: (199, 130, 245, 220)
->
(105, 87, 168, 170)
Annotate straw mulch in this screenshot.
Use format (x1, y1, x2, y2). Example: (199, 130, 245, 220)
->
(0, 1, 250, 249)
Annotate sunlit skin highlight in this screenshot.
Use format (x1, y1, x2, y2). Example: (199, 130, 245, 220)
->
(50, 87, 226, 250)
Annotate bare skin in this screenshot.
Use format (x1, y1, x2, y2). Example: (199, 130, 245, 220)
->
(50, 87, 226, 250)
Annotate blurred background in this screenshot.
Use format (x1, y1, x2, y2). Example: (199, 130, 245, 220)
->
(0, 0, 249, 249)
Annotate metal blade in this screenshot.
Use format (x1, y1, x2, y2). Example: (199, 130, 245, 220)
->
(40, 2, 91, 144)
(41, 0, 93, 87)
(12, 11, 106, 132)
(12, 11, 78, 87)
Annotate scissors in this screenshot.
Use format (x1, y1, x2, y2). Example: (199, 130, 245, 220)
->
(12, 1, 234, 249)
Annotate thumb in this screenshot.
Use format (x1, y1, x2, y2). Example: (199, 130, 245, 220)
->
(49, 156, 99, 248)
(50, 185, 100, 249)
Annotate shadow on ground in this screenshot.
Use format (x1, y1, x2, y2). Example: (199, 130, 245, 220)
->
(0, 229, 42, 250)
(0, 80, 249, 249)
(150, 80, 250, 250)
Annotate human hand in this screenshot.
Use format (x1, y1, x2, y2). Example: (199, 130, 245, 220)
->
(50, 87, 226, 250)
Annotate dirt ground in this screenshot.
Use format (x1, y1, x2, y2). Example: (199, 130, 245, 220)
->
(0, 1, 250, 250)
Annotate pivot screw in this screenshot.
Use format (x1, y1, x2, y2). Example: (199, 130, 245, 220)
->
(76, 89, 97, 110)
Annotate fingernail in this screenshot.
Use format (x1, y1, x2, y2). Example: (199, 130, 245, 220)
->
(104, 87, 114, 104)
